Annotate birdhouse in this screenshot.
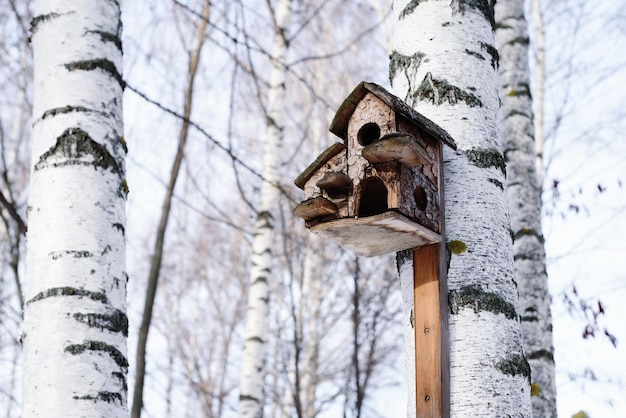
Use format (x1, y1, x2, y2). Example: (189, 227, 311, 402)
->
(294, 82, 456, 256)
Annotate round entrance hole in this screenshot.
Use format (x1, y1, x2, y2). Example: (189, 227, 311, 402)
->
(357, 122, 381, 146)
(414, 186, 428, 211)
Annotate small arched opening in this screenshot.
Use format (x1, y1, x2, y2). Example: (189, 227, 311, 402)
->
(357, 122, 381, 146)
(358, 177, 388, 217)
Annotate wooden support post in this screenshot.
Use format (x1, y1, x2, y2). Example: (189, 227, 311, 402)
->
(413, 243, 449, 417)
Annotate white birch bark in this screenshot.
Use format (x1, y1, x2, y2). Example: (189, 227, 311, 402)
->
(279, 356, 297, 418)
(496, 1, 557, 416)
(396, 252, 416, 418)
(239, 0, 292, 416)
(390, 1, 532, 416)
(23, 1, 127, 417)
(531, 0, 545, 186)
(302, 241, 322, 418)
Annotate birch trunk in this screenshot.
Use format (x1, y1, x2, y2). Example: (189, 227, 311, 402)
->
(239, 0, 292, 416)
(531, 0, 545, 186)
(396, 251, 416, 417)
(496, 1, 557, 416)
(390, 1, 532, 416)
(24, 1, 127, 417)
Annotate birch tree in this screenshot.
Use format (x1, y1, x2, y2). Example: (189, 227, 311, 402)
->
(23, 0, 127, 417)
(239, 0, 292, 416)
(495, 1, 557, 416)
(390, 1, 531, 416)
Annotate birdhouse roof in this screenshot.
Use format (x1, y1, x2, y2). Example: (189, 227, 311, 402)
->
(329, 81, 457, 150)
(294, 142, 346, 189)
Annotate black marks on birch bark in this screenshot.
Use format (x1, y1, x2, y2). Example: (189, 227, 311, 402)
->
(86, 30, 123, 52)
(73, 310, 129, 336)
(73, 360, 127, 406)
(395, 249, 413, 275)
(488, 178, 504, 190)
(464, 49, 484, 61)
(521, 306, 538, 323)
(113, 371, 128, 390)
(479, 42, 499, 69)
(35, 128, 121, 174)
(464, 43, 498, 70)
(495, 21, 512, 31)
(246, 336, 265, 344)
(239, 394, 261, 403)
(450, 0, 496, 30)
(466, 148, 506, 175)
(255, 210, 274, 230)
(65, 340, 129, 368)
(504, 109, 532, 121)
(27, 287, 108, 305)
(74, 391, 123, 405)
(514, 228, 545, 244)
(399, 0, 425, 19)
(38, 105, 122, 132)
(389, 51, 425, 100)
(413, 72, 483, 108)
(107, 0, 122, 9)
(448, 285, 517, 320)
(527, 348, 554, 363)
(252, 276, 268, 285)
(49, 250, 93, 260)
(505, 36, 530, 47)
(496, 353, 531, 381)
(112, 222, 125, 236)
(65, 59, 125, 90)
(41, 105, 98, 120)
(31, 12, 64, 34)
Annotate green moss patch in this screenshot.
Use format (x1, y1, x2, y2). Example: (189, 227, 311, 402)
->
(447, 240, 467, 255)
(496, 353, 531, 380)
(466, 148, 506, 175)
(449, 284, 517, 319)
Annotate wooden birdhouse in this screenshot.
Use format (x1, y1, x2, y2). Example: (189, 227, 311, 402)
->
(294, 81, 456, 256)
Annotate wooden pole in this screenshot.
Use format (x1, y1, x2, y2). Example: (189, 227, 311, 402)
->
(413, 242, 449, 417)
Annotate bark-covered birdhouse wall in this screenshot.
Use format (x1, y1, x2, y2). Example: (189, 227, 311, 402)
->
(294, 143, 351, 225)
(396, 116, 442, 234)
(343, 92, 442, 234)
(346, 92, 397, 218)
(303, 150, 350, 219)
(398, 160, 441, 234)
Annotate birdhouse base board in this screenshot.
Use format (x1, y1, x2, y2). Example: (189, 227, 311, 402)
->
(310, 211, 441, 257)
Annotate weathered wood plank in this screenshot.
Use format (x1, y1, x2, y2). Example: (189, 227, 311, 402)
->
(293, 197, 338, 221)
(413, 244, 442, 418)
(310, 211, 440, 256)
(316, 171, 351, 197)
(361, 133, 431, 167)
